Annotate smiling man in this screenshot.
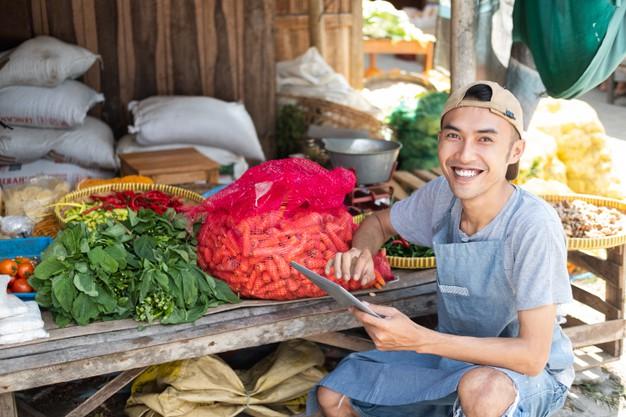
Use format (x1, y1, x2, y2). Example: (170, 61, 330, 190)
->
(309, 81, 574, 417)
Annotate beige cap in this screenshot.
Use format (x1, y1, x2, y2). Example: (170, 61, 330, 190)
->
(441, 81, 524, 180)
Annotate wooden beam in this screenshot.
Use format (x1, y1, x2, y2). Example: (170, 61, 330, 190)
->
(413, 169, 439, 182)
(450, 0, 476, 91)
(309, 0, 325, 55)
(0, 393, 17, 417)
(349, 0, 363, 88)
(306, 332, 374, 352)
(568, 251, 620, 283)
(393, 171, 426, 192)
(15, 399, 47, 417)
(64, 367, 147, 417)
(389, 179, 409, 200)
(571, 285, 619, 317)
(601, 245, 625, 356)
(564, 319, 626, 348)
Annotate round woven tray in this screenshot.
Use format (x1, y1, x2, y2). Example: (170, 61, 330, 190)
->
(352, 213, 436, 269)
(540, 193, 626, 250)
(54, 183, 204, 225)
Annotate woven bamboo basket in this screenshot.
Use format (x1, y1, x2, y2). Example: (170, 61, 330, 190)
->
(353, 213, 436, 269)
(540, 193, 626, 250)
(364, 70, 437, 92)
(54, 183, 204, 225)
(278, 94, 389, 139)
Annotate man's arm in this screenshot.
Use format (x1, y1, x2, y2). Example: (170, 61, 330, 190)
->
(354, 303, 556, 376)
(326, 209, 397, 284)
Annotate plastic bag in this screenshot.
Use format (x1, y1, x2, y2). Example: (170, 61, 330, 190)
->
(3, 175, 70, 222)
(0, 216, 34, 237)
(195, 158, 392, 300)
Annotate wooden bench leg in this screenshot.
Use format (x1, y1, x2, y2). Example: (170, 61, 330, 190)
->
(306, 332, 374, 351)
(0, 393, 17, 417)
(64, 367, 147, 417)
(599, 246, 626, 357)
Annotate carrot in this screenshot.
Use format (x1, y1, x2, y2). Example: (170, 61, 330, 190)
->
(273, 255, 291, 279)
(327, 229, 349, 252)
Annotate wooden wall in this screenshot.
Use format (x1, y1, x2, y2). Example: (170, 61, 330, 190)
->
(274, 0, 363, 88)
(0, 0, 276, 158)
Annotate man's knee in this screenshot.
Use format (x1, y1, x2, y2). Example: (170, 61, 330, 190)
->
(317, 386, 356, 417)
(457, 368, 517, 417)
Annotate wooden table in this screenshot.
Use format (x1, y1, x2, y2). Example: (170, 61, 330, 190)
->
(0, 270, 438, 417)
(363, 38, 434, 78)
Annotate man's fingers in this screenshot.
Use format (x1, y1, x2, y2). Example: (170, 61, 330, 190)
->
(352, 255, 369, 282)
(341, 252, 354, 281)
(325, 258, 334, 275)
(334, 252, 343, 279)
(367, 303, 399, 316)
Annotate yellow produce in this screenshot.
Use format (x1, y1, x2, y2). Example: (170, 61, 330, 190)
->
(528, 98, 622, 199)
(516, 129, 567, 185)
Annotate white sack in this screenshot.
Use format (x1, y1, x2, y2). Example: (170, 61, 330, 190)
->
(0, 328, 49, 345)
(128, 96, 265, 161)
(0, 36, 100, 88)
(116, 134, 249, 179)
(0, 159, 113, 188)
(0, 116, 116, 170)
(0, 275, 28, 320)
(0, 301, 45, 335)
(276, 47, 381, 116)
(0, 80, 104, 128)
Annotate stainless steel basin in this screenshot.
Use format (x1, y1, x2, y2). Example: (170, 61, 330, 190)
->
(322, 138, 401, 185)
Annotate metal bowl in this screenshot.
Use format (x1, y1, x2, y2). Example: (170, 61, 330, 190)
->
(322, 138, 402, 185)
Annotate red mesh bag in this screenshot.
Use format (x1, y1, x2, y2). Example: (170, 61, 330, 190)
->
(194, 158, 392, 300)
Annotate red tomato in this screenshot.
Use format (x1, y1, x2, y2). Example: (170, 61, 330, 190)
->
(16, 262, 34, 279)
(10, 278, 33, 293)
(0, 259, 17, 276)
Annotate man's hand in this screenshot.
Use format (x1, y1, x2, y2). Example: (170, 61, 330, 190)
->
(325, 247, 376, 286)
(350, 304, 432, 351)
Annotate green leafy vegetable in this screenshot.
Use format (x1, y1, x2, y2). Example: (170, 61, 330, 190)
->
(31, 209, 238, 326)
(383, 236, 434, 258)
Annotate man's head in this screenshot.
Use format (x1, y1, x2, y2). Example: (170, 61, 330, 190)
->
(437, 81, 525, 201)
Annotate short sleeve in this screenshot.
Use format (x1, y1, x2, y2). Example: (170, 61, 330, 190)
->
(390, 177, 448, 247)
(512, 216, 573, 311)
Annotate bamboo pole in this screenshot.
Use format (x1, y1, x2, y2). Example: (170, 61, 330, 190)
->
(450, 0, 476, 91)
(309, 0, 325, 55)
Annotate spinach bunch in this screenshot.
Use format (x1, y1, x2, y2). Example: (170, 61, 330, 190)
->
(31, 209, 238, 326)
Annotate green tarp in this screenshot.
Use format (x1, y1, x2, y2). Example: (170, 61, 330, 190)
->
(513, 0, 626, 98)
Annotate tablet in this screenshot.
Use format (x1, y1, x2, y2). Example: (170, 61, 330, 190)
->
(290, 261, 383, 318)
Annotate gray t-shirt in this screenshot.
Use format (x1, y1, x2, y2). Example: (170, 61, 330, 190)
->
(390, 176, 573, 311)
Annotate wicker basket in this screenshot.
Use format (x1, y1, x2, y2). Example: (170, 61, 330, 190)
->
(278, 94, 389, 140)
(540, 193, 626, 250)
(353, 213, 436, 269)
(54, 183, 204, 225)
(364, 70, 437, 92)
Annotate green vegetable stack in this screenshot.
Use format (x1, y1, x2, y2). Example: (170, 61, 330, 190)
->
(30, 209, 238, 326)
(383, 237, 434, 258)
(389, 91, 448, 171)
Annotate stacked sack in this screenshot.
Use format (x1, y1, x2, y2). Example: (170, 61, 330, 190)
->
(0, 36, 115, 186)
(119, 95, 265, 182)
(0, 275, 47, 344)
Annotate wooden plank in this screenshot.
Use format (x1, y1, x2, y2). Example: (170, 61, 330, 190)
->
(0, 2, 32, 49)
(568, 251, 620, 282)
(601, 245, 625, 356)
(0, 282, 438, 393)
(0, 393, 17, 417)
(305, 332, 374, 352)
(349, 0, 363, 89)
(564, 319, 626, 348)
(243, 0, 276, 159)
(309, 0, 325, 55)
(129, 0, 158, 100)
(571, 285, 619, 317)
(363, 38, 434, 55)
(413, 169, 439, 182)
(46, 0, 77, 43)
(0, 270, 434, 359)
(389, 179, 409, 200)
(430, 167, 443, 176)
(171, 0, 202, 94)
(393, 171, 427, 191)
(64, 367, 147, 417)
(573, 346, 620, 372)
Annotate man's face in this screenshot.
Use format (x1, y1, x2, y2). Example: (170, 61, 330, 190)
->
(438, 107, 524, 202)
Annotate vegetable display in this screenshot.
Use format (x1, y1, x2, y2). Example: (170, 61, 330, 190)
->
(389, 91, 448, 171)
(30, 209, 238, 326)
(383, 237, 434, 258)
(553, 199, 626, 238)
(363, 0, 435, 43)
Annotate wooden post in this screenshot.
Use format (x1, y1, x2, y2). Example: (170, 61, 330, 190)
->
(450, 0, 476, 91)
(309, 0, 325, 55)
(0, 393, 17, 417)
(350, 0, 364, 88)
(600, 246, 626, 356)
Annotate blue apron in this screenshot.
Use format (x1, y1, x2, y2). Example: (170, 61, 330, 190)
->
(308, 194, 574, 415)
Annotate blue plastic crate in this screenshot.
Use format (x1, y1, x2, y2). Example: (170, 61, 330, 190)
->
(0, 236, 52, 300)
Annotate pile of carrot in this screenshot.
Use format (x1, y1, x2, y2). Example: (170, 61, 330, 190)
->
(197, 208, 384, 300)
